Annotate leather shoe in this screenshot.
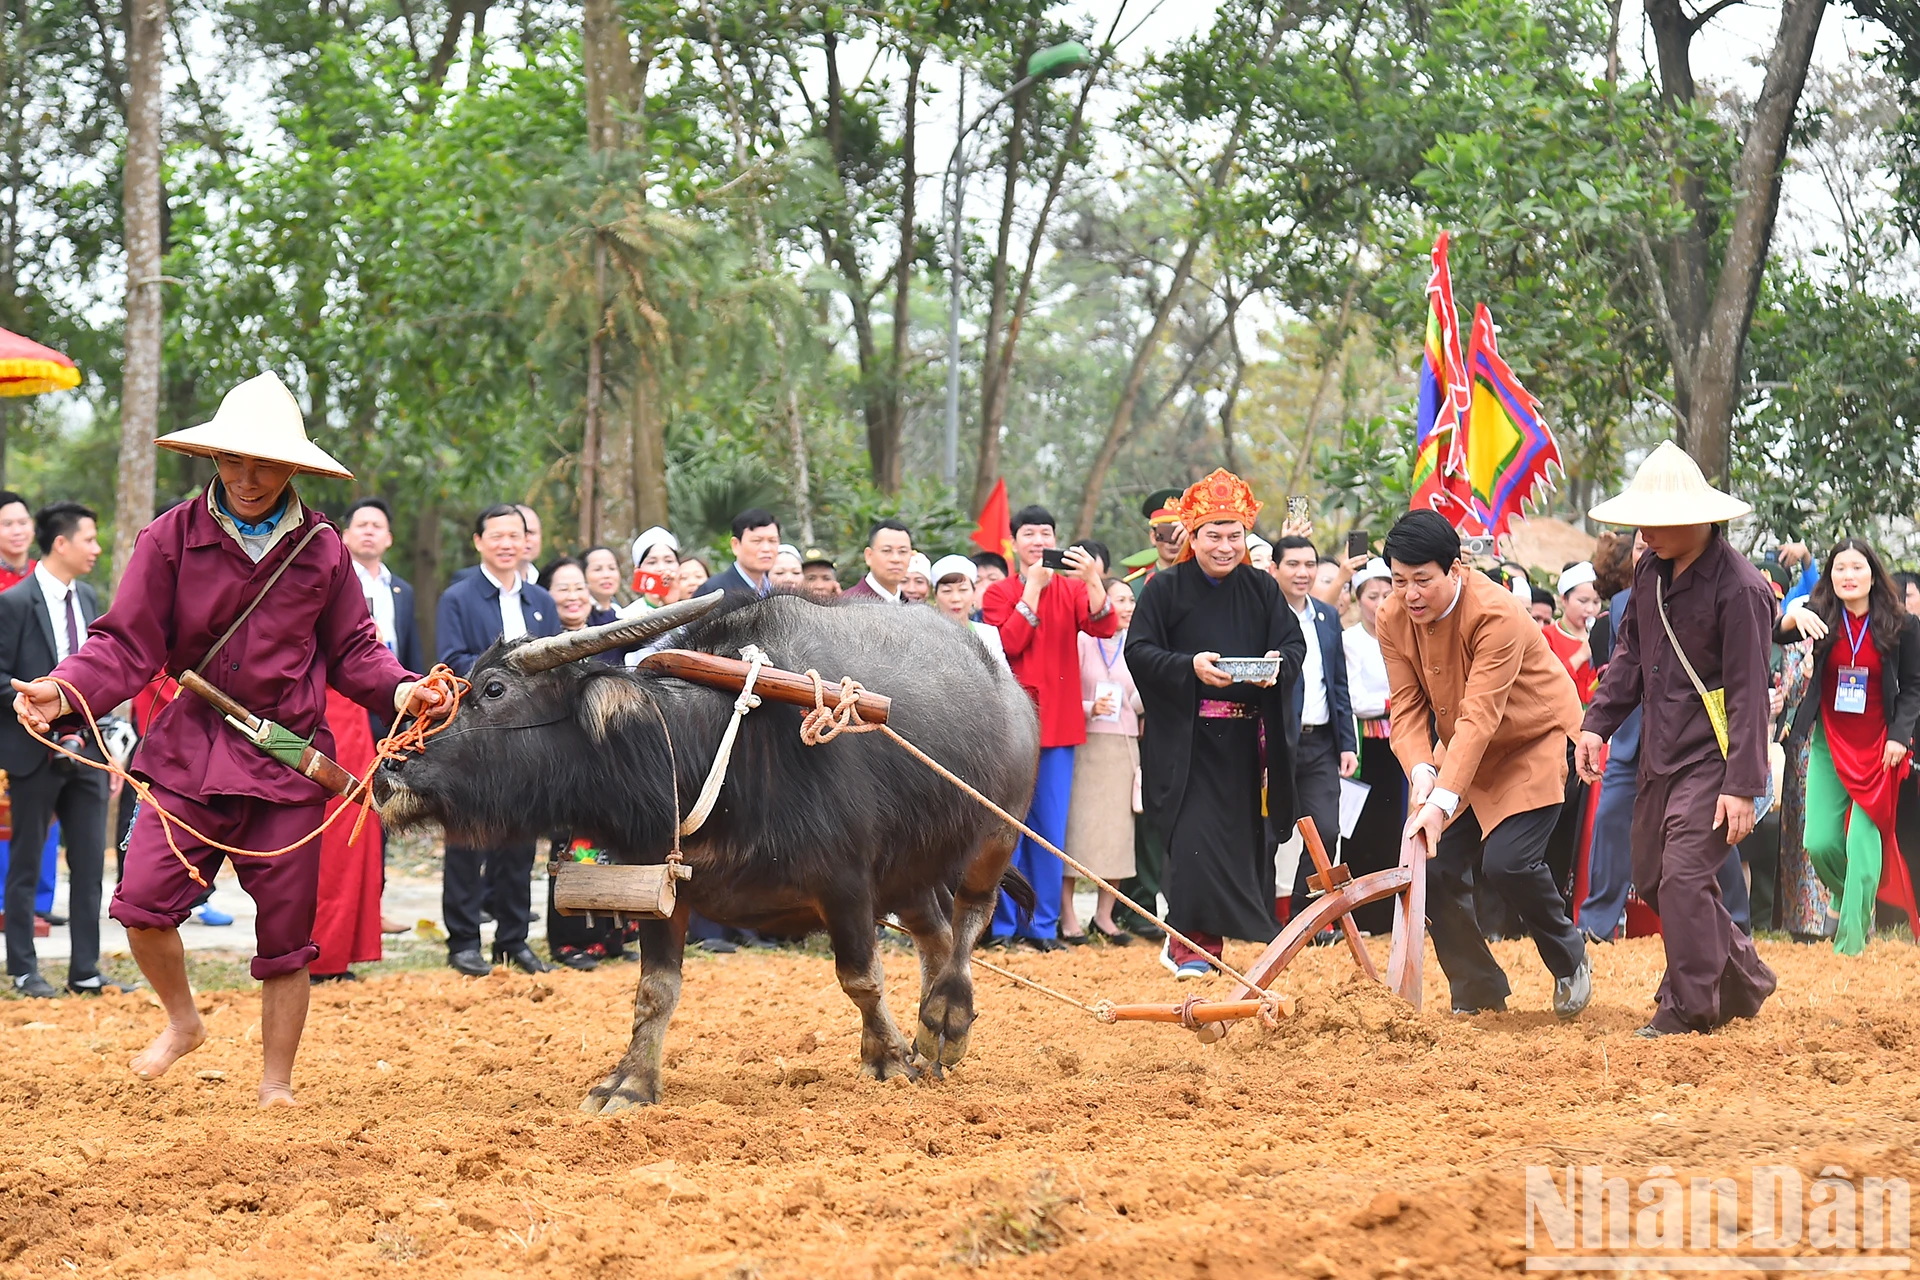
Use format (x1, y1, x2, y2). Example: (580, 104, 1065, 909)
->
(448, 949, 492, 977)
(13, 972, 57, 999)
(1016, 936, 1064, 953)
(36, 911, 67, 927)
(66, 975, 136, 996)
(1126, 920, 1166, 943)
(1634, 1023, 1682, 1039)
(558, 952, 599, 971)
(494, 944, 554, 974)
(1553, 959, 1593, 1021)
(1451, 998, 1508, 1016)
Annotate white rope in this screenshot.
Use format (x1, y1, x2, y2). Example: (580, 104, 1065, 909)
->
(679, 644, 767, 836)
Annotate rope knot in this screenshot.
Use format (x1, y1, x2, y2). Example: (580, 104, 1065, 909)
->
(799, 670, 875, 745)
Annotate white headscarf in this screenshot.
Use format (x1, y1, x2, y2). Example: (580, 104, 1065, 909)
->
(1556, 561, 1597, 599)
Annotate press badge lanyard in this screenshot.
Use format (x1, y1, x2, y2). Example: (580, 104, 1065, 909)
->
(1836, 612, 1870, 715)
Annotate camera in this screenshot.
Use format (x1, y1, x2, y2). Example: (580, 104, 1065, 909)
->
(1460, 534, 1497, 558)
(50, 731, 89, 777)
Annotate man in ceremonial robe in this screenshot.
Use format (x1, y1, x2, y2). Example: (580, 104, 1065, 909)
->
(1128, 470, 1307, 977)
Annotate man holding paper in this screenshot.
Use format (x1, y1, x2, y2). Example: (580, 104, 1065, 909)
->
(1376, 510, 1592, 1020)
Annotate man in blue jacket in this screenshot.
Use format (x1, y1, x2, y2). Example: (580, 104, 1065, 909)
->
(435, 503, 560, 975)
(1273, 535, 1358, 918)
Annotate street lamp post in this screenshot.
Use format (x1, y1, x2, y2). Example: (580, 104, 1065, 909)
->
(943, 41, 1091, 496)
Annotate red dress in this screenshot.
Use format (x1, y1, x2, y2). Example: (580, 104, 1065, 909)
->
(1819, 628, 1919, 934)
(310, 687, 383, 975)
(1542, 622, 1596, 704)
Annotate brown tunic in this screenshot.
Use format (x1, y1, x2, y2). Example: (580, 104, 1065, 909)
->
(1377, 568, 1583, 832)
(1584, 531, 1774, 795)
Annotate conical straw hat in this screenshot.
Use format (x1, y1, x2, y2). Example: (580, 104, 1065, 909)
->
(1587, 440, 1749, 527)
(155, 372, 353, 479)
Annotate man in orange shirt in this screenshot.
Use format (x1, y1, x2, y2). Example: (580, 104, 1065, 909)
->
(1377, 511, 1592, 1020)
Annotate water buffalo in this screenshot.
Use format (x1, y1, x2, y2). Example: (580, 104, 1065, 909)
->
(375, 593, 1040, 1112)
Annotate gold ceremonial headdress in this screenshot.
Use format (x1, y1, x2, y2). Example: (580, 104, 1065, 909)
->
(1176, 469, 1262, 561)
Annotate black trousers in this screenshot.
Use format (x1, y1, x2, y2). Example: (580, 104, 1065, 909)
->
(1288, 724, 1343, 915)
(1428, 803, 1586, 1010)
(5, 764, 109, 981)
(1113, 820, 1167, 931)
(443, 841, 535, 955)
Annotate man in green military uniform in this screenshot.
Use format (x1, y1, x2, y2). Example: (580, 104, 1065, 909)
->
(1121, 488, 1187, 588)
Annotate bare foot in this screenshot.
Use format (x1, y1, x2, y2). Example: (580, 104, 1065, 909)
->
(129, 1019, 207, 1079)
(257, 1082, 302, 1109)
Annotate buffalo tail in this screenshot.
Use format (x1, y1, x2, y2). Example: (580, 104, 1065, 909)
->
(998, 867, 1037, 929)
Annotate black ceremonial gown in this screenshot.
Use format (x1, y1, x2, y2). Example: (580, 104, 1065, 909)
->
(1127, 561, 1307, 942)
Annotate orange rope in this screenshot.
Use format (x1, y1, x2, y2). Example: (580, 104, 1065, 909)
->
(799, 669, 1281, 1011)
(21, 667, 469, 888)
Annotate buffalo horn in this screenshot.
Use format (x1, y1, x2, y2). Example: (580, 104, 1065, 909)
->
(506, 595, 724, 673)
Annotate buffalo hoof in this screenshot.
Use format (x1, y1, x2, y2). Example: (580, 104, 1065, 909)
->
(914, 989, 975, 1068)
(913, 1023, 970, 1070)
(859, 1053, 920, 1084)
(580, 1069, 659, 1115)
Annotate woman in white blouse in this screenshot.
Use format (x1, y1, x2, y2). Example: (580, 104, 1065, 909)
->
(1064, 578, 1143, 944)
(1341, 558, 1403, 933)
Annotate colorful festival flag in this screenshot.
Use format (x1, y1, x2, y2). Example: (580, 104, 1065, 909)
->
(1408, 234, 1474, 525)
(969, 477, 1014, 561)
(1462, 304, 1560, 539)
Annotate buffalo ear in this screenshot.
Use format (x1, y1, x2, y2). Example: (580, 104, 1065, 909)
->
(579, 676, 654, 743)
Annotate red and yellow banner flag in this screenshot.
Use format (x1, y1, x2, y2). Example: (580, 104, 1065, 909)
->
(969, 477, 1013, 561)
(1409, 234, 1474, 526)
(1463, 304, 1560, 539)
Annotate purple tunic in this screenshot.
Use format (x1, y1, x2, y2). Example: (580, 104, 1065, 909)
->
(51, 493, 413, 805)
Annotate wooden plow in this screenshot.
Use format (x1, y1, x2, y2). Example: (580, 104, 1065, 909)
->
(1099, 815, 1428, 1040)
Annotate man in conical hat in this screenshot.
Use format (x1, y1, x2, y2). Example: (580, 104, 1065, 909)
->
(1577, 441, 1778, 1036)
(1127, 469, 1307, 977)
(12, 371, 439, 1105)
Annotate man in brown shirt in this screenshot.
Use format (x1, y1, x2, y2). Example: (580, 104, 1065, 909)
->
(1377, 511, 1592, 1019)
(1579, 442, 1778, 1037)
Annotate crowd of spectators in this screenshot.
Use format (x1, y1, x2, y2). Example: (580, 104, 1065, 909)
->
(9, 464, 1919, 999)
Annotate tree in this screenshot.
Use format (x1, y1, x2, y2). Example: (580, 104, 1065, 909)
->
(1640, 0, 1827, 480)
(112, 0, 165, 589)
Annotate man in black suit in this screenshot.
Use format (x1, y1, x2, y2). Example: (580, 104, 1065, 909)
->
(1273, 535, 1359, 918)
(694, 508, 781, 600)
(435, 503, 560, 976)
(0, 502, 124, 997)
(340, 496, 422, 936)
(341, 497, 424, 675)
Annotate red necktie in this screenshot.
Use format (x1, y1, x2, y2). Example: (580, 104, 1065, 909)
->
(64, 591, 80, 657)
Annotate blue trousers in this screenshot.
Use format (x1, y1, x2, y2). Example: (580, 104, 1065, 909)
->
(1580, 710, 1638, 938)
(994, 745, 1073, 939)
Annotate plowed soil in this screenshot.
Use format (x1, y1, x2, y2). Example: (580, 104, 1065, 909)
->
(3, 934, 1918, 1278)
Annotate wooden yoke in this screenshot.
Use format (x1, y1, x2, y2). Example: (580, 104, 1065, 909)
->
(637, 650, 892, 724)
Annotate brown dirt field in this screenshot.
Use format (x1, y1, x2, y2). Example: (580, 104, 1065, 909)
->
(3, 934, 1918, 1278)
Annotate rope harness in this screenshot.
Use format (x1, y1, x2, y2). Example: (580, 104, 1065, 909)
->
(23, 666, 471, 888)
(794, 668, 1286, 1026)
(26, 651, 1288, 1027)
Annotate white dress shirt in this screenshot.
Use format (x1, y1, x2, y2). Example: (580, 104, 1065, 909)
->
(862, 572, 900, 603)
(1413, 574, 1470, 815)
(1343, 623, 1389, 720)
(1292, 596, 1329, 726)
(482, 564, 528, 641)
(353, 559, 397, 650)
(34, 563, 86, 663)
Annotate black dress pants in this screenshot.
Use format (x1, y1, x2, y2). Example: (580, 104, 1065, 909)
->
(1288, 725, 1344, 916)
(5, 763, 109, 981)
(1427, 803, 1586, 1010)
(443, 840, 535, 956)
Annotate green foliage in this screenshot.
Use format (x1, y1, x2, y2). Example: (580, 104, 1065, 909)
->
(1734, 273, 1920, 556)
